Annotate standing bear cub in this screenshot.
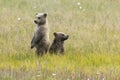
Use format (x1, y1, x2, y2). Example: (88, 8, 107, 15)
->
(31, 12, 50, 56)
(49, 32, 69, 54)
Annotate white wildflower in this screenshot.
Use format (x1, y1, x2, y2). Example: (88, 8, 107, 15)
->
(79, 6, 82, 9)
(52, 73, 56, 76)
(87, 78, 90, 80)
(67, 78, 70, 80)
(17, 18, 21, 21)
(77, 2, 81, 5)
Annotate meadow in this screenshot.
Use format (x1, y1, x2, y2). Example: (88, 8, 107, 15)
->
(0, 0, 120, 80)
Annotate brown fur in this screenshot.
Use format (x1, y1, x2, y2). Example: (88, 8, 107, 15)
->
(31, 13, 50, 56)
(49, 32, 69, 54)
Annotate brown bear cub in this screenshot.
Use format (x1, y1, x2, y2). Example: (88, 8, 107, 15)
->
(31, 12, 50, 56)
(49, 32, 69, 54)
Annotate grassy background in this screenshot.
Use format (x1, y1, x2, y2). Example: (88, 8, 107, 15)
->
(0, 0, 120, 79)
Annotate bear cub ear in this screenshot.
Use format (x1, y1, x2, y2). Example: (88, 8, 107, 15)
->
(53, 32, 57, 36)
(43, 12, 48, 17)
(35, 12, 38, 15)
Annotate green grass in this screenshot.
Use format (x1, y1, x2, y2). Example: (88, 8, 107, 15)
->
(0, 0, 120, 79)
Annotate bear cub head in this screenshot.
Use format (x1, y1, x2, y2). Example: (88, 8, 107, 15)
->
(34, 12, 47, 25)
(53, 32, 69, 41)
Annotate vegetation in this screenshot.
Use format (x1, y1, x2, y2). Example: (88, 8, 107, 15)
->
(0, 0, 120, 79)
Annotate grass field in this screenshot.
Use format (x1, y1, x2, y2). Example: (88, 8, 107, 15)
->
(0, 0, 120, 80)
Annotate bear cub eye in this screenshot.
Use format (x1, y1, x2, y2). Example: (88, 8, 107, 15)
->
(62, 34, 64, 36)
(38, 17, 41, 19)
